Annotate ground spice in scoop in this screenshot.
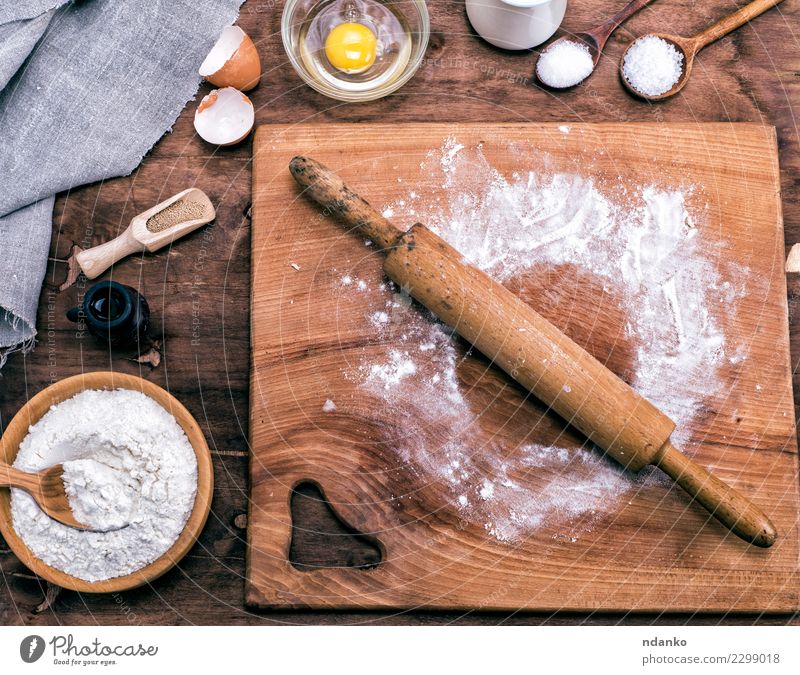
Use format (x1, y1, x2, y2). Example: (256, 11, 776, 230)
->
(146, 198, 207, 232)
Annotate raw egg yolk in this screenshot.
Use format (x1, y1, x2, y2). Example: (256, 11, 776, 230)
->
(324, 22, 377, 74)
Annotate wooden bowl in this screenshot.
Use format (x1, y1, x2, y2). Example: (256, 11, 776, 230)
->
(0, 371, 213, 593)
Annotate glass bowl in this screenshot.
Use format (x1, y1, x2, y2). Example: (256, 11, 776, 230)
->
(281, 0, 430, 102)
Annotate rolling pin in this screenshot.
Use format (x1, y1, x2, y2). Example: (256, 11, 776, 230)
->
(289, 156, 778, 548)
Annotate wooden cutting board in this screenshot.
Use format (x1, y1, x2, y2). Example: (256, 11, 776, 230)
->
(248, 123, 799, 612)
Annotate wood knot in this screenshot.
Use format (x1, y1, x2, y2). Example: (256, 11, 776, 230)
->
(428, 31, 446, 53)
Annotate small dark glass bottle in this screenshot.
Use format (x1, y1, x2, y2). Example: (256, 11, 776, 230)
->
(66, 281, 150, 350)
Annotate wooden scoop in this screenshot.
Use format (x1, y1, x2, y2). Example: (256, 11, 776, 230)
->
(76, 188, 216, 279)
(538, 0, 657, 84)
(290, 155, 778, 548)
(621, 0, 785, 100)
(0, 461, 93, 531)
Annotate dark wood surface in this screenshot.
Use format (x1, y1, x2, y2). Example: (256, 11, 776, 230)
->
(1, 0, 798, 625)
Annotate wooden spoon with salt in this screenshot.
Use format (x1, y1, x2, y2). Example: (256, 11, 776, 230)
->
(620, 0, 785, 101)
(537, 0, 657, 87)
(0, 461, 93, 531)
(76, 188, 215, 279)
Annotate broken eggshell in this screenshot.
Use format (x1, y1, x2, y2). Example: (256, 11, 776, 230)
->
(199, 25, 261, 91)
(193, 87, 254, 146)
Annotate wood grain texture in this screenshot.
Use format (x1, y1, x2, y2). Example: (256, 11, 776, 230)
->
(620, 0, 788, 100)
(1, 0, 799, 624)
(248, 122, 798, 612)
(560, 0, 657, 67)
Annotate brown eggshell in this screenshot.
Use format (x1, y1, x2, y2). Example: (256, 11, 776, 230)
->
(204, 28, 261, 92)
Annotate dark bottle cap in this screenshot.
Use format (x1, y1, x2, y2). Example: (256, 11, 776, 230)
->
(66, 281, 150, 350)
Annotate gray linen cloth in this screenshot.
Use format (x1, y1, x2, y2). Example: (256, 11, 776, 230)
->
(0, 0, 244, 368)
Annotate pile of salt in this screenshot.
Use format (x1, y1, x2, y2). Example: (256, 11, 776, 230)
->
(536, 40, 594, 89)
(622, 35, 684, 96)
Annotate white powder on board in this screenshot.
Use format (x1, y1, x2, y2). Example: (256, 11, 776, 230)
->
(622, 35, 684, 96)
(11, 389, 198, 582)
(339, 274, 370, 292)
(346, 137, 745, 543)
(365, 349, 418, 389)
(536, 40, 594, 89)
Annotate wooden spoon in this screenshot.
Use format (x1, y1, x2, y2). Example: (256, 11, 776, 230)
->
(536, 0, 657, 87)
(0, 461, 94, 531)
(621, 0, 785, 100)
(75, 188, 216, 280)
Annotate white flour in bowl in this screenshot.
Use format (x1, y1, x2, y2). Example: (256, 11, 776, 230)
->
(347, 137, 746, 542)
(61, 459, 138, 531)
(11, 389, 198, 582)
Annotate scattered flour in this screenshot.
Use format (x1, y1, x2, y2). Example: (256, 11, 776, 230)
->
(339, 274, 369, 292)
(365, 349, 418, 390)
(11, 389, 198, 582)
(370, 310, 390, 327)
(349, 138, 744, 543)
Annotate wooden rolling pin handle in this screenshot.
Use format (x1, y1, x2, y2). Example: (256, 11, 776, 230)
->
(76, 227, 144, 279)
(289, 156, 404, 250)
(654, 442, 777, 547)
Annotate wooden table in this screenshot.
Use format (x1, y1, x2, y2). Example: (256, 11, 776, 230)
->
(1, 0, 798, 625)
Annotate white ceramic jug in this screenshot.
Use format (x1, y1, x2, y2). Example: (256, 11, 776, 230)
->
(466, 0, 568, 50)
